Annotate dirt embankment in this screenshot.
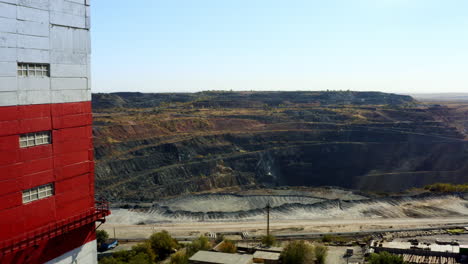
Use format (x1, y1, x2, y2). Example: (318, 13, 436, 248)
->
(101, 190, 468, 240)
(107, 192, 468, 224)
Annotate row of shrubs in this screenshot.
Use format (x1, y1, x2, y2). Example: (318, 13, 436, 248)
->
(98, 230, 247, 264)
(98, 230, 404, 264)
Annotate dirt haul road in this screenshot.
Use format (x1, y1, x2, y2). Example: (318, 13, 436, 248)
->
(100, 217, 468, 240)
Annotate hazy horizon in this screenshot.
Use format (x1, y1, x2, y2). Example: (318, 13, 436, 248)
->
(92, 0, 468, 94)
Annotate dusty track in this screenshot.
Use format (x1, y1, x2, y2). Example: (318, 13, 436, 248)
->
(100, 217, 468, 240)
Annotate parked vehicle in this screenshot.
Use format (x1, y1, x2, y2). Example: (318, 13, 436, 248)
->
(98, 240, 119, 252)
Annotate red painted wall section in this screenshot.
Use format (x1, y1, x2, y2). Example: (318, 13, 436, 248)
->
(0, 101, 97, 262)
(0, 223, 96, 264)
(0, 120, 19, 137)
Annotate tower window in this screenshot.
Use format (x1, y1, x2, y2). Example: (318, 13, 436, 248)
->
(19, 131, 51, 148)
(17, 63, 50, 77)
(22, 183, 54, 204)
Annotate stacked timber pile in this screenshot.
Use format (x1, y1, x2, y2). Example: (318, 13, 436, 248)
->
(402, 254, 458, 264)
(383, 230, 446, 239)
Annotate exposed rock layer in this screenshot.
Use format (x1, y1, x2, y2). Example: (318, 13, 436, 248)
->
(92, 91, 468, 202)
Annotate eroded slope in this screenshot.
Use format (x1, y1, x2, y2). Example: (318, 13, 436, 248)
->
(92, 91, 468, 202)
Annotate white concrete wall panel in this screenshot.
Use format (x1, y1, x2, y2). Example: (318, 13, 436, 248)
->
(50, 0, 87, 28)
(66, 0, 86, 5)
(17, 35, 49, 50)
(17, 20, 49, 37)
(0, 17, 17, 33)
(0, 0, 18, 5)
(0, 0, 91, 107)
(51, 51, 87, 65)
(0, 91, 18, 106)
(0, 2, 16, 19)
(17, 78, 50, 90)
(18, 90, 51, 105)
(18, 0, 49, 10)
(51, 89, 89, 104)
(17, 6, 49, 23)
(85, 15, 90, 29)
(0, 32, 17, 48)
(51, 64, 87, 77)
(45, 240, 98, 264)
(17, 48, 49, 63)
(85, 6, 90, 29)
(51, 77, 87, 90)
(50, 26, 90, 53)
(74, 29, 90, 53)
(86, 55, 91, 89)
(50, 26, 72, 51)
(50, 0, 86, 17)
(0, 62, 16, 76)
(50, 12, 86, 29)
(0, 77, 17, 91)
(0, 47, 16, 61)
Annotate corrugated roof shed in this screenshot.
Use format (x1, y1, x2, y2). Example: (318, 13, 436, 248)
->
(189, 251, 253, 264)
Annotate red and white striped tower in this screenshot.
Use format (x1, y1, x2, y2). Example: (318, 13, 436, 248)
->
(0, 0, 109, 263)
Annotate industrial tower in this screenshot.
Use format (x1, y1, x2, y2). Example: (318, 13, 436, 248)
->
(0, 0, 109, 263)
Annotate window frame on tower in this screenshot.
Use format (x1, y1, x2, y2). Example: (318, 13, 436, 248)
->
(19, 131, 52, 148)
(22, 183, 54, 204)
(17, 63, 50, 77)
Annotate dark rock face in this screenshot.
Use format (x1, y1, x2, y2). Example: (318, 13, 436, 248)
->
(92, 91, 468, 202)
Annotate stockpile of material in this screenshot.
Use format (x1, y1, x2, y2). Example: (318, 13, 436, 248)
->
(402, 254, 458, 264)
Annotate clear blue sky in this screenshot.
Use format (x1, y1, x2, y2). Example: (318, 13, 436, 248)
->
(91, 0, 468, 94)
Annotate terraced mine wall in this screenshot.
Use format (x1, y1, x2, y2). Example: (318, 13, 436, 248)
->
(92, 92, 468, 202)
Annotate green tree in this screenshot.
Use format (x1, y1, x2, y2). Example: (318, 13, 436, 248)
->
(132, 242, 157, 262)
(218, 240, 237, 253)
(170, 251, 189, 264)
(99, 257, 125, 264)
(280, 241, 314, 264)
(314, 245, 327, 264)
(368, 252, 406, 264)
(111, 250, 135, 262)
(261, 234, 276, 247)
(128, 252, 153, 264)
(321, 235, 332, 243)
(98, 244, 155, 264)
(96, 230, 109, 247)
(186, 236, 212, 257)
(149, 231, 179, 261)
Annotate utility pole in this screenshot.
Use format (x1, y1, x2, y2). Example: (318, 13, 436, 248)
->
(266, 201, 271, 237)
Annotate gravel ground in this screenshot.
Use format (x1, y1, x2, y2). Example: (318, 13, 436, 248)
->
(100, 217, 468, 240)
(326, 246, 364, 264)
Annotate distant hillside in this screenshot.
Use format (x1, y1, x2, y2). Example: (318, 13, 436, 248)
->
(91, 91, 468, 202)
(92, 91, 416, 110)
(408, 93, 468, 102)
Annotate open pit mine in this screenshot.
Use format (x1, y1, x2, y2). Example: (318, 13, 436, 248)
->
(92, 91, 468, 252)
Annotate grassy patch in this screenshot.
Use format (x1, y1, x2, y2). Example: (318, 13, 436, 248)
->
(424, 183, 468, 193)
